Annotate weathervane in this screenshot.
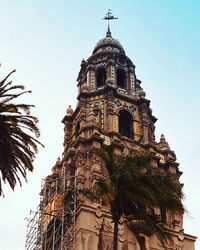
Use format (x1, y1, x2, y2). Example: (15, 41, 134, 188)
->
(103, 9, 118, 35)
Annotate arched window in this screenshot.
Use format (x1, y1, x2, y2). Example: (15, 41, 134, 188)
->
(96, 68, 106, 87)
(118, 110, 133, 138)
(117, 69, 126, 89)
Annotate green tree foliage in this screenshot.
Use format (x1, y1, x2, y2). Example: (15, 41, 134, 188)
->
(82, 144, 184, 250)
(0, 69, 43, 196)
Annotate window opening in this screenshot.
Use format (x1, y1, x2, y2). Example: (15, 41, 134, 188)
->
(118, 110, 133, 138)
(96, 68, 106, 87)
(117, 69, 126, 89)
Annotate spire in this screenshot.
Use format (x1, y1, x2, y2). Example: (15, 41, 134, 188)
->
(106, 24, 111, 37)
(103, 9, 118, 37)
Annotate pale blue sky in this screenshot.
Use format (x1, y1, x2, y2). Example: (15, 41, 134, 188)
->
(0, 1, 199, 249)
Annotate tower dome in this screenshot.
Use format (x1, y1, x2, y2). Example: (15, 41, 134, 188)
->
(93, 30, 125, 55)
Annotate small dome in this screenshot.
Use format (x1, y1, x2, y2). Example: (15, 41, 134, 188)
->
(93, 32, 125, 55)
(139, 90, 146, 98)
(106, 78, 114, 85)
(66, 105, 73, 115)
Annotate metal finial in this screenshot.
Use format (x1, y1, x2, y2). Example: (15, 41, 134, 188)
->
(103, 9, 118, 36)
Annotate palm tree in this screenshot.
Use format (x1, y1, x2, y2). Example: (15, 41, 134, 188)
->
(0, 69, 43, 196)
(85, 144, 184, 250)
(126, 164, 184, 250)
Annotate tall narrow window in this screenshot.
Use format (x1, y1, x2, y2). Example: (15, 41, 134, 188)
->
(96, 68, 106, 87)
(118, 110, 133, 138)
(117, 69, 126, 89)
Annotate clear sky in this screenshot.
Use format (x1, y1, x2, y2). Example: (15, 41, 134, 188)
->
(0, 1, 199, 249)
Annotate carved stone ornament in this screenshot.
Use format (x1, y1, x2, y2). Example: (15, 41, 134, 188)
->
(141, 102, 148, 113)
(178, 235, 184, 242)
(174, 244, 183, 250)
(87, 110, 96, 123)
(90, 163, 104, 182)
(79, 107, 86, 121)
(178, 229, 184, 242)
(106, 77, 114, 85)
(64, 123, 72, 133)
(77, 174, 85, 183)
(81, 83, 89, 93)
(75, 153, 87, 168)
(107, 101, 115, 114)
(149, 123, 156, 142)
(172, 219, 181, 228)
(95, 217, 124, 236)
(95, 206, 103, 218)
(160, 238, 183, 250)
(157, 134, 170, 151)
(104, 220, 113, 233)
(141, 113, 150, 126)
(93, 104, 100, 116)
(101, 135, 111, 145)
(89, 151, 103, 166)
(66, 105, 73, 115)
(91, 163, 102, 174)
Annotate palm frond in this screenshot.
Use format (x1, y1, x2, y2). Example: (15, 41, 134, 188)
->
(0, 69, 16, 86)
(0, 69, 44, 195)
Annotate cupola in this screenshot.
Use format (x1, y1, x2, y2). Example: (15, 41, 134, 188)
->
(93, 29, 125, 55)
(77, 29, 143, 97)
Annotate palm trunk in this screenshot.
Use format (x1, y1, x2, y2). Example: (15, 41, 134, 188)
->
(113, 219, 119, 250)
(135, 233, 147, 250)
(98, 217, 104, 250)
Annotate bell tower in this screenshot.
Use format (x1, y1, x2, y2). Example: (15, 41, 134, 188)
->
(25, 17, 196, 250)
(60, 29, 196, 250)
(63, 28, 157, 151)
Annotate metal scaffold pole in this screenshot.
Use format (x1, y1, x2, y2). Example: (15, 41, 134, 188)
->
(25, 167, 77, 250)
(25, 209, 41, 250)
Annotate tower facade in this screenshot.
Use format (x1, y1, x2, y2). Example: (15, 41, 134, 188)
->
(25, 30, 196, 250)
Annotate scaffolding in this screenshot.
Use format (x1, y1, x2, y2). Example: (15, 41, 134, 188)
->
(25, 209, 41, 250)
(25, 168, 77, 250)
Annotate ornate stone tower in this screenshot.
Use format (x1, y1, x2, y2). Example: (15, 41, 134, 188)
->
(59, 29, 196, 250)
(25, 28, 196, 250)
